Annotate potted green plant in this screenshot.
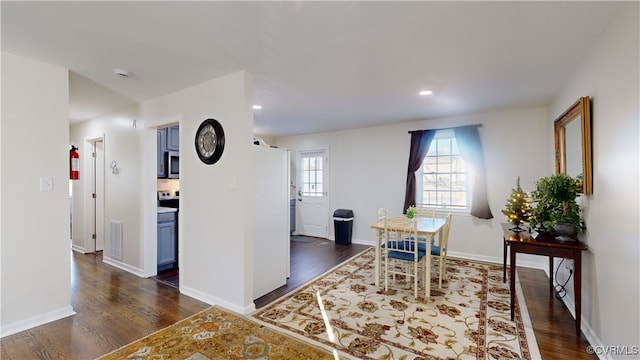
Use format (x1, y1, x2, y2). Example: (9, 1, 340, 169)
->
(529, 173, 586, 240)
(405, 206, 416, 219)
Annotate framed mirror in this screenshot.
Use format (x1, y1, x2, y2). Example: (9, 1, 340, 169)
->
(554, 96, 592, 194)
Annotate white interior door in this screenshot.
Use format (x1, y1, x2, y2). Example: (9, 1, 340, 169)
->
(93, 140, 105, 252)
(297, 150, 328, 238)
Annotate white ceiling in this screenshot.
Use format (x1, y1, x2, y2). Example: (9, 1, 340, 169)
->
(1, 1, 623, 136)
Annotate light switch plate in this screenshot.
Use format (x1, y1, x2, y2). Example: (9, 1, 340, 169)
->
(40, 176, 54, 191)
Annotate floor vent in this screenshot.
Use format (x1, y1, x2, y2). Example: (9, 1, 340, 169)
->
(109, 220, 123, 260)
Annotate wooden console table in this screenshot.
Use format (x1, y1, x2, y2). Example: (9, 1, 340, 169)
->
(502, 223, 588, 335)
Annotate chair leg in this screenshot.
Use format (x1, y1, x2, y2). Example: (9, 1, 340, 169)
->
(413, 262, 418, 299)
(423, 260, 428, 298)
(392, 260, 396, 282)
(384, 253, 389, 293)
(438, 255, 446, 288)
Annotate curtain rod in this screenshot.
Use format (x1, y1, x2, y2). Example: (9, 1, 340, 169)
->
(408, 123, 482, 134)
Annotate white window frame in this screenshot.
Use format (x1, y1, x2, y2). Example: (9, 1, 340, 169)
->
(299, 151, 325, 197)
(416, 129, 471, 213)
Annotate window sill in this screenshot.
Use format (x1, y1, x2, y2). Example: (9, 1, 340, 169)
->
(433, 209, 471, 217)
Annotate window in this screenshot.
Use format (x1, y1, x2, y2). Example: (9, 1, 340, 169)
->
(300, 153, 324, 197)
(417, 129, 470, 211)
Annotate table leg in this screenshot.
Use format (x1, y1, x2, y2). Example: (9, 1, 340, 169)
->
(510, 246, 516, 321)
(574, 251, 582, 335)
(425, 245, 431, 299)
(503, 238, 507, 282)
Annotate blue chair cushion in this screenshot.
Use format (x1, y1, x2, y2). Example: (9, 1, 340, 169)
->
(416, 242, 441, 256)
(386, 241, 426, 261)
(387, 250, 426, 261)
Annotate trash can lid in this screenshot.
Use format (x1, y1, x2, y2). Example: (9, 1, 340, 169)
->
(333, 209, 354, 218)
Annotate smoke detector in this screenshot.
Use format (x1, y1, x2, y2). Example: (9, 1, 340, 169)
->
(114, 68, 130, 78)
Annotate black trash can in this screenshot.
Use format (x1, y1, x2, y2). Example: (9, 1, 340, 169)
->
(333, 209, 354, 245)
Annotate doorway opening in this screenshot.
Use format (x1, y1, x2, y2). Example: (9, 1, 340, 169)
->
(296, 149, 329, 239)
(155, 124, 180, 288)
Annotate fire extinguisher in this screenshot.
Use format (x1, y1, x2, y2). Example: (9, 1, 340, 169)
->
(70, 145, 80, 180)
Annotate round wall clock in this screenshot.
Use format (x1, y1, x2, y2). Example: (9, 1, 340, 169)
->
(194, 118, 225, 165)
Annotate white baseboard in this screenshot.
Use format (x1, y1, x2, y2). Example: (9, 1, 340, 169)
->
(352, 238, 374, 246)
(447, 250, 547, 271)
(323, 236, 374, 247)
(101, 257, 254, 315)
(343, 241, 547, 270)
(102, 256, 146, 278)
(180, 285, 255, 315)
(556, 287, 611, 359)
(505, 255, 608, 360)
(1, 306, 76, 338)
(71, 244, 87, 253)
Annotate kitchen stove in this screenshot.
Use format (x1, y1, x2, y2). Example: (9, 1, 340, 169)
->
(158, 190, 179, 208)
(158, 190, 177, 200)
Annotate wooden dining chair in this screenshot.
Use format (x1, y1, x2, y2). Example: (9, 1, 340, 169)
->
(413, 206, 435, 219)
(431, 213, 452, 288)
(377, 207, 388, 221)
(413, 206, 436, 244)
(376, 208, 388, 278)
(383, 216, 427, 298)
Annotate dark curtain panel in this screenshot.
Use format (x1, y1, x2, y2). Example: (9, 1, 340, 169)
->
(454, 125, 493, 219)
(403, 130, 436, 212)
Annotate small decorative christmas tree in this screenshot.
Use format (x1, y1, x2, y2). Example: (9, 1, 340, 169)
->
(502, 177, 531, 232)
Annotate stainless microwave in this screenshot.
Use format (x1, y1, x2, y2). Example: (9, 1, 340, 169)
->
(165, 151, 179, 178)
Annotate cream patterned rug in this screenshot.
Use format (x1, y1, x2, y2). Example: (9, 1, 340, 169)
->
(251, 248, 540, 360)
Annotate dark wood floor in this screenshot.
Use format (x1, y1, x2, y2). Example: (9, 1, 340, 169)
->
(1, 250, 209, 360)
(152, 267, 179, 288)
(518, 267, 597, 360)
(151, 236, 370, 308)
(254, 237, 370, 308)
(1, 238, 595, 360)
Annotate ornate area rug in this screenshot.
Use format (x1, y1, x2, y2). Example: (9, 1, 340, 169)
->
(251, 248, 540, 360)
(98, 306, 334, 359)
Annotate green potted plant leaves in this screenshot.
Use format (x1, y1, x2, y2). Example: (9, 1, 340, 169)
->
(405, 206, 416, 219)
(529, 173, 586, 240)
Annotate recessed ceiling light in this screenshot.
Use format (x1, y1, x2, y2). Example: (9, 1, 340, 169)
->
(252, 105, 262, 110)
(419, 90, 433, 96)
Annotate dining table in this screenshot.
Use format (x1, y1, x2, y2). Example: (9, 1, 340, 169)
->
(370, 216, 447, 298)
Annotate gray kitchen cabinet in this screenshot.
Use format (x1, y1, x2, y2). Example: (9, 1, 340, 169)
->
(157, 211, 177, 271)
(166, 125, 180, 151)
(157, 128, 167, 177)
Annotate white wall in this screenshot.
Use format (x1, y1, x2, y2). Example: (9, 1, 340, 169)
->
(549, 2, 639, 356)
(140, 71, 255, 313)
(276, 106, 549, 266)
(1, 52, 75, 335)
(276, 2, 640, 353)
(69, 105, 142, 273)
(68, 71, 256, 313)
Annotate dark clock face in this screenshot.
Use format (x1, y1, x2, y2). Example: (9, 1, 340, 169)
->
(195, 119, 225, 164)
